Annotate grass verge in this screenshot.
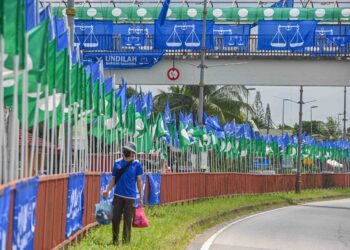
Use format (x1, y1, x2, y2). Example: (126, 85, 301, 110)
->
(73, 188, 350, 250)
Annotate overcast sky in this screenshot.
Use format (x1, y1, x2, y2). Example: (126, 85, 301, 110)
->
(143, 85, 349, 127)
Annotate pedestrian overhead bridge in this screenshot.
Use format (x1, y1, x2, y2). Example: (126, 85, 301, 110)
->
(47, 1, 350, 87)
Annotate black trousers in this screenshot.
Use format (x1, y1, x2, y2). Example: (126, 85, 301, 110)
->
(112, 195, 135, 244)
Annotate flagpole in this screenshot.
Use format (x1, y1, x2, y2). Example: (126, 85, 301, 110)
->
(40, 86, 49, 175)
(9, 56, 20, 181)
(50, 90, 57, 175)
(29, 84, 41, 176)
(21, 33, 29, 178)
(59, 95, 66, 174)
(0, 36, 5, 183)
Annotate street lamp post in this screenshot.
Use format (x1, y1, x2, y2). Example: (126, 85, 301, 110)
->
(296, 86, 304, 194)
(246, 88, 256, 123)
(281, 98, 292, 135)
(310, 105, 318, 138)
(198, 0, 208, 127)
(338, 113, 343, 131)
(343, 86, 347, 140)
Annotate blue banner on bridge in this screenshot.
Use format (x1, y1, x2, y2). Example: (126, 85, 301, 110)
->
(213, 24, 251, 50)
(155, 20, 214, 50)
(12, 177, 39, 250)
(257, 21, 317, 51)
(114, 24, 154, 49)
(82, 52, 164, 69)
(315, 25, 350, 53)
(75, 20, 114, 50)
(66, 173, 85, 238)
(100, 173, 113, 203)
(148, 174, 161, 206)
(0, 187, 11, 249)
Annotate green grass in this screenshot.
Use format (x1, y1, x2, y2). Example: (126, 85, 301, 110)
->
(73, 188, 350, 250)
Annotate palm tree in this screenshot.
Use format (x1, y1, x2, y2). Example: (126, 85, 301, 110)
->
(153, 85, 252, 124)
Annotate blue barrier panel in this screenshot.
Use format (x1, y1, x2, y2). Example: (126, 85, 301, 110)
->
(0, 187, 11, 249)
(258, 20, 317, 51)
(75, 20, 114, 50)
(100, 173, 113, 203)
(155, 20, 214, 50)
(82, 51, 164, 69)
(135, 175, 146, 207)
(66, 173, 85, 238)
(213, 24, 251, 51)
(12, 176, 39, 250)
(148, 174, 161, 206)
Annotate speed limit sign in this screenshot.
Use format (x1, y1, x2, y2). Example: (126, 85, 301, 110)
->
(167, 67, 180, 81)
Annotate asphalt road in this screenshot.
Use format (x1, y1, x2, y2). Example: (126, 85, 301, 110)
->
(188, 198, 350, 250)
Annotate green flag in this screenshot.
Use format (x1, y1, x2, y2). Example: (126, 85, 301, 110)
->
(3, 0, 25, 70)
(28, 19, 49, 80)
(126, 102, 136, 134)
(115, 96, 123, 128)
(179, 122, 191, 151)
(55, 48, 69, 94)
(154, 113, 167, 138)
(105, 88, 113, 119)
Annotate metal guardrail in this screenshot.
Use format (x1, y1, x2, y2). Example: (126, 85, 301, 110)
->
(78, 34, 350, 58)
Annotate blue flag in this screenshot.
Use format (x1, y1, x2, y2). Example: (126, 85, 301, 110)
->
(104, 77, 114, 94)
(148, 174, 162, 205)
(271, 0, 294, 7)
(40, 6, 56, 40)
(66, 173, 85, 238)
(0, 187, 11, 249)
(164, 100, 171, 123)
(55, 17, 66, 36)
(26, 0, 38, 31)
(116, 78, 127, 112)
(258, 21, 317, 51)
(57, 32, 69, 52)
(157, 0, 171, 26)
(12, 177, 39, 250)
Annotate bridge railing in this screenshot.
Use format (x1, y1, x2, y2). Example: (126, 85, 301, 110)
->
(77, 34, 350, 58)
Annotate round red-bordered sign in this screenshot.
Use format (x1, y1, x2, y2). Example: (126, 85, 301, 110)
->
(167, 67, 180, 81)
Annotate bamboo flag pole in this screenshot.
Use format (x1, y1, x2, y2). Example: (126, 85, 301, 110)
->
(67, 104, 72, 172)
(59, 95, 66, 174)
(21, 33, 29, 179)
(9, 55, 20, 181)
(0, 36, 4, 183)
(40, 85, 49, 175)
(29, 84, 41, 176)
(50, 89, 57, 175)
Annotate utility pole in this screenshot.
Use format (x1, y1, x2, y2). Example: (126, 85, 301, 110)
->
(296, 86, 303, 194)
(198, 0, 208, 127)
(67, 0, 75, 53)
(343, 86, 347, 140)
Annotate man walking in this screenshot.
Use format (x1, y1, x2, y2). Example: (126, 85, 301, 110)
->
(103, 142, 143, 245)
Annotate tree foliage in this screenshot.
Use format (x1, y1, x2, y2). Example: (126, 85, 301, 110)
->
(153, 85, 252, 124)
(252, 91, 265, 127)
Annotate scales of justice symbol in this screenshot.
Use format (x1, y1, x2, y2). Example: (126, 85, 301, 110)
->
(213, 26, 245, 46)
(74, 25, 99, 48)
(166, 24, 201, 47)
(270, 24, 304, 48)
(316, 28, 347, 48)
(125, 26, 151, 47)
